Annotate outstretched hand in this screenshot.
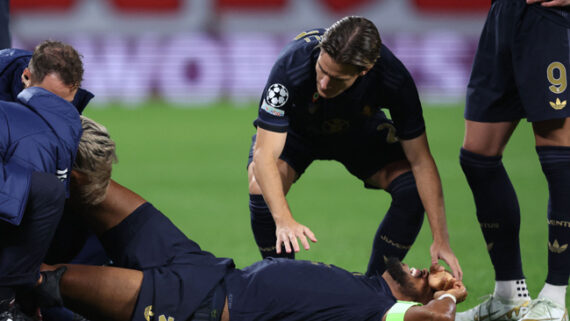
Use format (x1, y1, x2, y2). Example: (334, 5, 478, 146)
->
(526, 0, 570, 7)
(430, 240, 463, 280)
(275, 218, 317, 254)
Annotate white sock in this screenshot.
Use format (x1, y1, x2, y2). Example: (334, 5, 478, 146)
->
(494, 279, 530, 301)
(538, 283, 567, 307)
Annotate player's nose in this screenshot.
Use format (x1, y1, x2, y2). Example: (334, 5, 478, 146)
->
(320, 76, 330, 89)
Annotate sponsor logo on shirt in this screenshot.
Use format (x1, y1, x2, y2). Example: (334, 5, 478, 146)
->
(261, 100, 285, 117)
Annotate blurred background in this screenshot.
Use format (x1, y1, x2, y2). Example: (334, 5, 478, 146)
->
(8, 0, 564, 309)
(10, 0, 488, 106)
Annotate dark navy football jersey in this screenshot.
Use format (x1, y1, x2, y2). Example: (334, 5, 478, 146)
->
(255, 28, 425, 141)
(225, 258, 396, 321)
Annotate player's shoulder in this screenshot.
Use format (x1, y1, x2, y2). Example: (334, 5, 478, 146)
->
(272, 28, 324, 85)
(367, 43, 414, 91)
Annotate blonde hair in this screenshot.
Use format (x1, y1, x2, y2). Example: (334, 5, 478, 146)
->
(73, 116, 117, 205)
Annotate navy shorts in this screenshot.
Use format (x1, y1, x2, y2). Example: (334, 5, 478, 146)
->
(99, 203, 233, 321)
(248, 113, 407, 183)
(466, 0, 570, 123)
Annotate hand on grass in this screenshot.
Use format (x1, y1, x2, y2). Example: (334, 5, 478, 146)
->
(275, 218, 317, 254)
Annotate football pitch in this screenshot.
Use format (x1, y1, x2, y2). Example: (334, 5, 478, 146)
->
(84, 101, 566, 309)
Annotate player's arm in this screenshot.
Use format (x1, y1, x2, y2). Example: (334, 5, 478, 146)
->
(526, 0, 570, 7)
(383, 280, 467, 321)
(252, 127, 316, 253)
(399, 134, 462, 280)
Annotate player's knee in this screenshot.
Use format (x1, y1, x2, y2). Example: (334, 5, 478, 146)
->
(459, 147, 503, 172)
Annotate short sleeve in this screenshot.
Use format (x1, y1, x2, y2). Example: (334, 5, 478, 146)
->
(254, 57, 294, 133)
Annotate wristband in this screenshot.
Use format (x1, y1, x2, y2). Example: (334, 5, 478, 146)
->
(386, 301, 422, 321)
(438, 293, 457, 304)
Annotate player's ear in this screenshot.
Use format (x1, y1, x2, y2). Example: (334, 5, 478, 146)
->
(359, 64, 374, 77)
(71, 170, 90, 186)
(21, 68, 32, 88)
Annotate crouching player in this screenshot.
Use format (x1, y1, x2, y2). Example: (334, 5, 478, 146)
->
(43, 116, 467, 321)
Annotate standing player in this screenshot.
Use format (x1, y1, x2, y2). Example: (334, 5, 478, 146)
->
(247, 16, 462, 278)
(457, 0, 570, 320)
(0, 40, 84, 320)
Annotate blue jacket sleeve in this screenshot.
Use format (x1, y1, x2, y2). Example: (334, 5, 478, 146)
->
(0, 112, 32, 226)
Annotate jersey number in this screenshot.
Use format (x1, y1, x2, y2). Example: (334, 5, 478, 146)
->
(377, 123, 398, 143)
(547, 62, 567, 94)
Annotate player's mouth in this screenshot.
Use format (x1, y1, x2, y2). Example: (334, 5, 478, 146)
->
(409, 267, 428, 279)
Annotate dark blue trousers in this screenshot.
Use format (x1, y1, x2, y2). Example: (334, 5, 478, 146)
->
(0, 172, 66, 289)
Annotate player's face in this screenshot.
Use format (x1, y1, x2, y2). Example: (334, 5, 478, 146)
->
(400, 263, 433, 304)
(315, 51, 363, 99)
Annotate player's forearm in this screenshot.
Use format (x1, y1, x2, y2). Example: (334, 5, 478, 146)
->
(412, 299, 456, 321)
(410, 159, 449, 242)
(252, 153, 293, 223)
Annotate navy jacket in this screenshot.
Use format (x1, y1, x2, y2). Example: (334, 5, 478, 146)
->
(0, 87, 82, 225)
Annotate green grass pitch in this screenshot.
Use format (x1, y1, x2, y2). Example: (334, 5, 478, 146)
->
(84, 101, 567, 309)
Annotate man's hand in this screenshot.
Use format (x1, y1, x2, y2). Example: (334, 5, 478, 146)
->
(428, 264, 455, 291)
(275, 217, 317, 254)
(527, 0, 570, 7)
(430, 240, 463, 280)
(434, 280, 468, 303)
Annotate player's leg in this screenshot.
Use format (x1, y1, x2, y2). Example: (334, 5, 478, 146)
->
(332, 113, 424, 276)
(0, 173, 66, 319)
(521, 118, 570, 319)
(41, 264, 142, 321)
(514, 4, 570, 319)
(247, 133, 306, 259)
(461, 120, 525, 282)
(364, 159, 424, 276)
(456, 1, 533, 319)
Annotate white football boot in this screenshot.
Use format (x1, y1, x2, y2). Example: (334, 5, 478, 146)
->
(519, 298, 568, 321)
(455, 295, 531, 321)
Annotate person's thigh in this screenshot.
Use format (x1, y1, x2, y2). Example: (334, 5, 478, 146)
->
(247, 133, 309, 195)
(463, 120, 519, 156)
(334, 116, 407, 188)
(465, 0, 526, 123)
(533, 117, 570, 147)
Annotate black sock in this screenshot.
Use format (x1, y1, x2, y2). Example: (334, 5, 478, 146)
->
(537, 146, 570, 285)
(366, 171, 424, 276)
(460, 148, 523, 280)
(249, 194, 294, 259)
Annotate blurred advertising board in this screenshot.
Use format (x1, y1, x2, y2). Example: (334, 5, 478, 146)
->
(10, 0, 487, 106)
